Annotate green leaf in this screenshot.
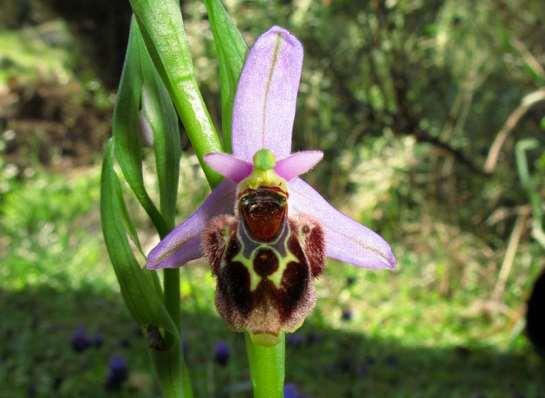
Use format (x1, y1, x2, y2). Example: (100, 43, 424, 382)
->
(515, 139, 545, 249)
(203, 0, 248, 152)
(129, 0, 223, 187)
(118, 182, 145, 257)
(100, 139, 178, 338)
(139, 28, 181, 230)
(113, 19, 169, 236)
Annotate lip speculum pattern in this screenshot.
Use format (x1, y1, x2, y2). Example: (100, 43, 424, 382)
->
(203, 185, 325, 344)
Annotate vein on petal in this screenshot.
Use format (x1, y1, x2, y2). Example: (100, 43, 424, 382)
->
(261, 34, 282, 149)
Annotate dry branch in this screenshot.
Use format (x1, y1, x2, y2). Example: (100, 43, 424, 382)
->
(484, 88, 545, 173)
(491, 210, 530, 302)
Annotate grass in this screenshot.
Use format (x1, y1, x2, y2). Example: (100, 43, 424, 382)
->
(0, 21, 76, 84)
(1, 164, 544, 398)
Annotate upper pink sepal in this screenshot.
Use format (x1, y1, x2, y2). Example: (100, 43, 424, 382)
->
(275, 151, 323, 181)
(204, 152, 253, 182)
(231, 26, 303, 161)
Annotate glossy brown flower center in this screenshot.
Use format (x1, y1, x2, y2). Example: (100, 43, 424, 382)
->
(239, 187, 287, 242)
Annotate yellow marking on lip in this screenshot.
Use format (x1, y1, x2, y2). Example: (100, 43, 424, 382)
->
(231, 230, 297, 291)
(269, 248, 297, 288)
(232, 250, 260, 291)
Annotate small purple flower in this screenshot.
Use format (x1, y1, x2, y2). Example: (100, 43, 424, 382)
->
(182, 339, 190, 356)
(118, 337, 131, 348)
(356, 363, 369, 377)
(287, 333, 305, 348)
(385, 354, 399, 367)
(341, 308, 353, 322)
(365, 355, 376, 366)
(71, 326, 91, 353)
(213, 341, 230, 366)
(284, 383, 307, 398)
(146, 26, 396, 340)
(305, 332, 319, 346)
(104, 355, 128, 391)
(93, 333, 104, 348)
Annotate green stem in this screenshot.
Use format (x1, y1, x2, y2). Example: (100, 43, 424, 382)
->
(151, 268, 193, 398)
(245, 333, 285, 398)
(151, 344, 184, 398)
(164, 268, 181, 327)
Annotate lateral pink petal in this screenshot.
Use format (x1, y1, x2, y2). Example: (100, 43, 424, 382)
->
(146, 180, 237, 269)
(204, 152, 253, 182)
(232, 26, 303, 161)
(275, 151, 323, 181)
(289, 178, 397, 269)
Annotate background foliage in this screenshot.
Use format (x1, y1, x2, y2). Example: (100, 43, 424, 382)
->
(0, 0, 544, 397)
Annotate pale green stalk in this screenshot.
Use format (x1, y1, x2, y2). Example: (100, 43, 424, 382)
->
(245, 334, 286, 398)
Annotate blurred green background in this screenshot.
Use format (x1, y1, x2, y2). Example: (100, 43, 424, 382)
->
(1, 0, 544, 397)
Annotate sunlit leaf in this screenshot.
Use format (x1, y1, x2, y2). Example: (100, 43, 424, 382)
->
(129, 0, 223, 187)
(100, 139, 178, 338)
(203, 0, 247, 152)
(113, 18, 168, 236)
(139, 25, 181, 230)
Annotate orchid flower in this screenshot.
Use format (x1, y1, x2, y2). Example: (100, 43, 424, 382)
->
(146, 26, 396, 342)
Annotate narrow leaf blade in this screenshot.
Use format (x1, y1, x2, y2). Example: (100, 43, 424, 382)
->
(140, 34, 181, 229)
(130, 0, 223, 187)
(203, 0, 248, 152)
(101, 140, 177, 337)
(113, 18, 169, 236)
